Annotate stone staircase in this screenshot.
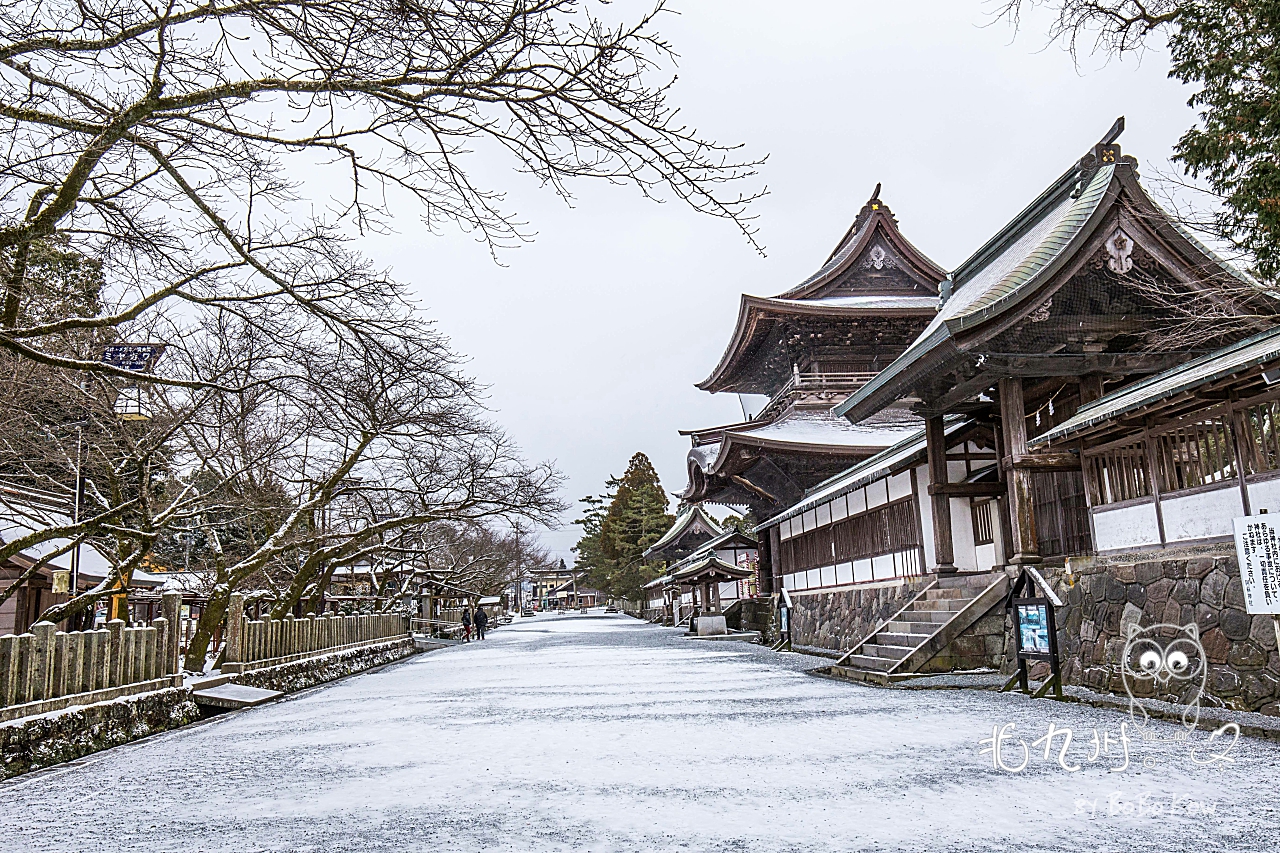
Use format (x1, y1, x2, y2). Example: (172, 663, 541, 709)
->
(828, 571, 1009, 685)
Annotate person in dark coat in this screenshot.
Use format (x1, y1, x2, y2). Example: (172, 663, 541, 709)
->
(461, 606, 472, 642)
(474, 605, 488, 640)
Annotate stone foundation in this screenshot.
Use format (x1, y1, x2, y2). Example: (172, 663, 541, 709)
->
(1040, 553, 1280, 715)
(725, 599, 775, 642)
(918, 606, 1012, 673)
(790, 576, 932, 654)
(232, 637, 418, 694)
(0, 686, 199, 780)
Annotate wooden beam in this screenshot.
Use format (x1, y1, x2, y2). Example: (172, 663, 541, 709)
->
(1001, 452, 1081, 472)
(928, 482, 1006, 497)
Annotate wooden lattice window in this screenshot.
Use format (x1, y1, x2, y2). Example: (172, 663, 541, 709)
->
(971, 499, 995, 546)
(1240, 398, 1280, 475)
(1152, 417, 1236, 493)
(1085, 440, 1151, 505)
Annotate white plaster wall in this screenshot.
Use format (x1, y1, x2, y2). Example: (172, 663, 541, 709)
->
(836, 562, 853, 585)
(848, 488, 867, 515)
(831, 495, 849, 522)
(1162, 486, 1242, 543)
(975, 543, 998, 571)
(871, 554, 896, 580)
(1248, 478, 1280, 516)
(949, 497, 978, 571)
(916, 464, 936, 570)
(866, 479, 889, 509)
(803, 508, 818, 531)
(816, 502, 831, 528)
(888, 471, 913, 502)
(718, 582, 738, 602)
(1092, 502, 1162, 551)
(853, 558, 873, 583)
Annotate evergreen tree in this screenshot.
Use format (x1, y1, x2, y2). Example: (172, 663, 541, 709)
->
(572, 453, 674, 602)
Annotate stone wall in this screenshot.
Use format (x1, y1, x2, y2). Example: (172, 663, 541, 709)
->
(790, 576, 933, 654)
(1040, 554, 1280, 715)
(0, 686, 198, 780)
(232, 637, 418, 694)
(724, 599, 775, 642)
(918, 607, 1012, 674)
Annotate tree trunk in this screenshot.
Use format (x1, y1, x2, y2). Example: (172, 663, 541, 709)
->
(184, 589, 229, 672)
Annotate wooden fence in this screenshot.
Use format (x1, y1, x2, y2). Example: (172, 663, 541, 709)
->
(221, 593, 409, 674)
(0, 591, 183, 722)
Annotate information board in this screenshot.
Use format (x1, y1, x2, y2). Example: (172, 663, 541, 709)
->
(1233, 515, 1280, 615)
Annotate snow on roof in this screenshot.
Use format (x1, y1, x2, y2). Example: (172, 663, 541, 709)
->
(643, 504, 723, 558)
(767, 294, 938, 311)
(726, 405, 921, 450)
(756, 417, 973, 531)
(834, 165, 1115, 422)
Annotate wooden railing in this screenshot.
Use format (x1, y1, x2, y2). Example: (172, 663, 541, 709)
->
(0, 591, 183, 722)
(221, 592, 409, 674)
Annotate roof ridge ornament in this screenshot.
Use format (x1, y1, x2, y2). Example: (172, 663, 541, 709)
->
(1072, 116, 1125, 199)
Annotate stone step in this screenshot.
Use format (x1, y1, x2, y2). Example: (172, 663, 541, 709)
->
(861, 643, 913, 661)
(925, 587, 969, 600)
(900, 610, 952, 624)
(874, 632, 924, 648)
(936, 572, 1004, 590)
(884, 620, 936, 635)
(913, 599, 968, 612)
(839, 654, 896, 672)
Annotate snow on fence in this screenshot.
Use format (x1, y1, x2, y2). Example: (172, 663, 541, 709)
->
(220, 592, 409, 675)
(0, 591, 183, 722)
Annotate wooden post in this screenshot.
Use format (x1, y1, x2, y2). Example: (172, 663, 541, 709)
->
(1079, 373, 1105, 405)
(926, 415, 956, 573)
(161, 591, 182, 676)
(999, 377, 1041, 564)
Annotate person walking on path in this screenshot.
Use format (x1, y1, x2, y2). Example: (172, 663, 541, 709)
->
(461, 606, 472, 642)
(474, 605, 488, 640)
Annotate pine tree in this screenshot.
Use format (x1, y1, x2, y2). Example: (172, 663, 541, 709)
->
(572, 453, 674, 602)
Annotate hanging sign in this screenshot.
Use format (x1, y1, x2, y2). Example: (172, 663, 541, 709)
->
(102, 343, 165, 372)
(1233, 514, 1280, 615)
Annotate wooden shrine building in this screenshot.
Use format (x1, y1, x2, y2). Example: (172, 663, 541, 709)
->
(680, 188, 947, 592)
(825, 119, 1255, 578)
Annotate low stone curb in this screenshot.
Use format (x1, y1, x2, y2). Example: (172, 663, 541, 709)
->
(1, 636, 424, 780)
(0, 686, 199, 780)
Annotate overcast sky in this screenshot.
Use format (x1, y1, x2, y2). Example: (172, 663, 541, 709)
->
(362, 1, 1198, 566)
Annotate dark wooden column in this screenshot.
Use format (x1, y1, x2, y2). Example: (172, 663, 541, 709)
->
(999, 377, 1041, 564)
(758, 531, 775, 596)
(925, 415, 956, 573)
(769, 525, 783, 594)
(1079, 373, 1105, 405)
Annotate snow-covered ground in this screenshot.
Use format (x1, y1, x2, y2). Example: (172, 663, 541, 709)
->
(4, 613, 1279, 852)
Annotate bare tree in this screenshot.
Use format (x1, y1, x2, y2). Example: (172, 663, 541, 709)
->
(993, 0, 1179, 58)
(0, 0, 764, 383)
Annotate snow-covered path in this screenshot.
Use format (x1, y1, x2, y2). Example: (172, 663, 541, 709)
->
(4, 613, 1279, 852)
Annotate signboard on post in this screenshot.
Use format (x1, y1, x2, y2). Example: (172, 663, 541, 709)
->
(1232, 514, 1280, 615)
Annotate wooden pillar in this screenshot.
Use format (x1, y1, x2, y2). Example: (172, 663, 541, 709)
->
(1079, 373, 1105, 405)
(926, 415, 956, 573)
(999, 377, 1041, 564)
